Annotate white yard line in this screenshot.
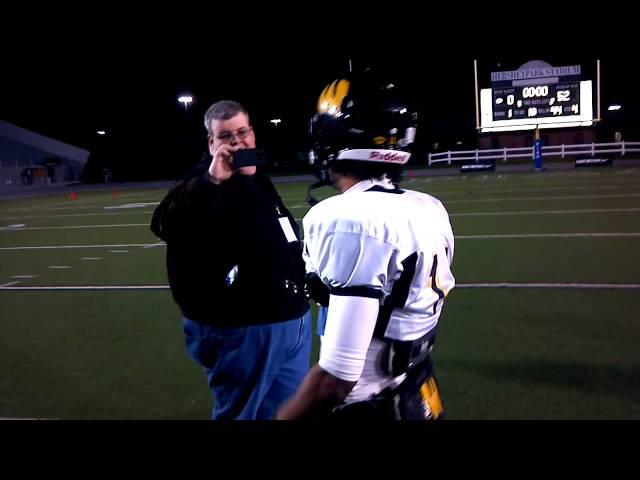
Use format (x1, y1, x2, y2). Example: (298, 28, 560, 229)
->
(280, 189, 640, 207)
(103, 203, 159, 210)
(444, 193, 640, 204)
(0, 417, 58, 420)
(2, 283, 640, 291)
(450, 207, 640, 217)
(0, 243, 161, 251)
(0, 285, 170, 291)
(0, 223, 149, 231)
(143, 242, 165, 249)
(457, 233, 640, 239)
(0, 211, 155, 221)
(426, 184, 635, 196)
(3, 232, 639, 252)
(457, 283, 640, 289)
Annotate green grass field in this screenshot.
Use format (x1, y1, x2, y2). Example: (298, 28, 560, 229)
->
(1, 166, 639, 419)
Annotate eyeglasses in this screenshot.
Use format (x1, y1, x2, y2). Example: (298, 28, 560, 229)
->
(213, 126, 253, 143)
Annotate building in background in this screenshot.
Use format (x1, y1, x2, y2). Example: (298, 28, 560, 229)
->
(0, 120, 90, 190)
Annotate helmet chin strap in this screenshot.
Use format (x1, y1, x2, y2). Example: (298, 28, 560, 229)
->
(305, 178, 332, 207)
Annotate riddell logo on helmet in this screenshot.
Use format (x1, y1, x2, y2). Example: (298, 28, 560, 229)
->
(369, 151, 408, 163)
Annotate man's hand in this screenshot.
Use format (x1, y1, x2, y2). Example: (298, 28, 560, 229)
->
(208, 144, 239, 184)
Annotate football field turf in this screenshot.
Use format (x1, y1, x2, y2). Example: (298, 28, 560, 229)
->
(1, 166, 639, 419)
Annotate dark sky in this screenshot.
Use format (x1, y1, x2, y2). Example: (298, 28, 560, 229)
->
(2, 19, 637, 179)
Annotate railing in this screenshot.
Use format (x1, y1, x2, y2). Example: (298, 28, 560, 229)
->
(428, 141, 640, 165)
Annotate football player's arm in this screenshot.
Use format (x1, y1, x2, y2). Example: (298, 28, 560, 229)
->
(276, 293, 380, 420)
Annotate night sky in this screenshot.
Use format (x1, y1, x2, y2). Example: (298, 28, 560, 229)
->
(3, 17, 637, 181)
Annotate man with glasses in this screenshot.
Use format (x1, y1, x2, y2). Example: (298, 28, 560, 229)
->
(151, 100, 311, 420)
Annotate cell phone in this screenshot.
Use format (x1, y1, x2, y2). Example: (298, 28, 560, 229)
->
(233, 148, 267, 168)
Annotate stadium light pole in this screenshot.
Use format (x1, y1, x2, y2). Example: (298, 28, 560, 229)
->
(474, 59, 480, 130)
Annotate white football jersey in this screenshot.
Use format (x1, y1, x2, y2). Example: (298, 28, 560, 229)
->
(303, 177, 455, 401)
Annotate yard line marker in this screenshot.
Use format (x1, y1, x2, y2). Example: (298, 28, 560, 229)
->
(458, 283, 640, 289)
(457, 233, 640, 239)
(0, 223, 148, 231)
(451, 207, 640, 217)
(0, 243, 160, 251)
(0, 285, 170, 291)
(3, 283, 640, 292)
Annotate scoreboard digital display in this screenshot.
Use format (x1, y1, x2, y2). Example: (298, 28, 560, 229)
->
(492, 82, 581, 121)
(480, 81, 593, 132)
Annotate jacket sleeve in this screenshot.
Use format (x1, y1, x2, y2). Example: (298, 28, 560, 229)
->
(150, 170, 222, 243)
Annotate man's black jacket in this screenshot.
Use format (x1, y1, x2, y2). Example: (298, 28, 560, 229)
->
(151, 159, 309, 327)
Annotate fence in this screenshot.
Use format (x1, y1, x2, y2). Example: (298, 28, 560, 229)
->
(428, 141, 640, 166)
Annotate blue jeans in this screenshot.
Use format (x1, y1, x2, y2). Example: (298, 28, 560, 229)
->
(316, 306, 328, 337)
(182, 310, 311, 420)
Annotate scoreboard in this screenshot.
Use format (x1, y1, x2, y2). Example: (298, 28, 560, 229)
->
(480, 81, 593, 131)
(479, 61, 594, 132)
(492, 82, 581, 121)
